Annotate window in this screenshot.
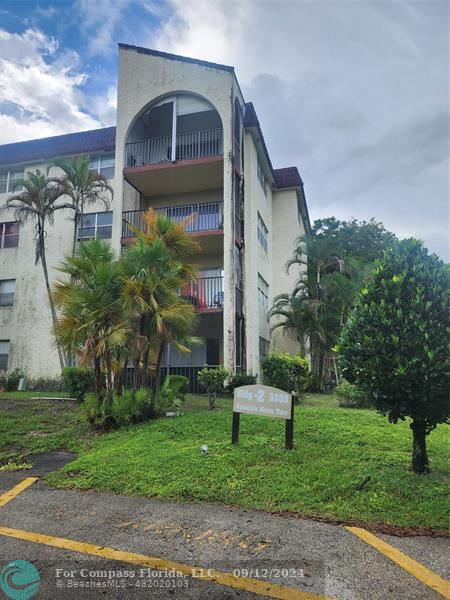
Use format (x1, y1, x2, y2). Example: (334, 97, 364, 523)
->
(257, 212, 268, 253)
(258, 273, 269, 309)
(0, 340, 9, 371)
(78, 212, 112, 241)
(0, 222, 20, 249)
(89, 154, 115, 179)
(259, 337, 270, 363)
(0, 169, 24, 194)
(257, 158, 267, 195)
(0, 280, 15, 307)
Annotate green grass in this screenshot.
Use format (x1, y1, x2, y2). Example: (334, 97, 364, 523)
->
(37, 394, 448, 531)
(0, 396, 91, 462)
(0, 391, 69, 400)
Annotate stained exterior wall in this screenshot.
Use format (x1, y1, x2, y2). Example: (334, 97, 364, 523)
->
(0, 163, 118, 377)
(243, 133, 305, 378)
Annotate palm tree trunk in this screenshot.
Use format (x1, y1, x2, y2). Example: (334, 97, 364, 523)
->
(154, 342, 166, 390)
(104, 349, 113, 407)
(39, 225, 65, 371)
(94, 355, 102, 397)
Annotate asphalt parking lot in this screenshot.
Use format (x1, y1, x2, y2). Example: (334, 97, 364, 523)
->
(0, 472, 448, 600)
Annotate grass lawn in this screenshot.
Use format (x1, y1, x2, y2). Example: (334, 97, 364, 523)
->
(1, 392, 447, 530)
(40, 394, 449, 532)
(0, 396, 90, 465)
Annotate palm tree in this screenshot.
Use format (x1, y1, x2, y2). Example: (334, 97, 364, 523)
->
(121, 209, 200, 390)
(121, 235, 197, 390)
(276, 235, 344, 390)
(1, 169, 66, 370)
(50, 156, 113, 255)
(53, 239, 129, 404)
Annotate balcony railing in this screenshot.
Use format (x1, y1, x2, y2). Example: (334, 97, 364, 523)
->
(125, 128, 223, 167)
(180, 276, 224, 311)
(122, 201, 224, 238)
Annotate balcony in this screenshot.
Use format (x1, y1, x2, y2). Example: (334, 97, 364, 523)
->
(122, 201, 224, 241)
(126, 129, 223, 167)
(124, 130, 224, 196)
(180, 276, 224, 313)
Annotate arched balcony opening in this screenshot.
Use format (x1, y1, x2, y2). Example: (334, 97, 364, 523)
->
(126, 94, 223, 167)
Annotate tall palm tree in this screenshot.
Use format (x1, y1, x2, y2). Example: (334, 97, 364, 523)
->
(53, 239, 129, 404)
(50, 156, 113, 255)
(1, 169, 66, 370)
(121, 209, 200, 390)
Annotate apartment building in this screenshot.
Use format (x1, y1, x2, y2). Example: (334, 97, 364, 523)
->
(0, 44, 310, 382)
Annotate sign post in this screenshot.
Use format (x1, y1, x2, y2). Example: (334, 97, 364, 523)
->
(232, 385, 294, 450)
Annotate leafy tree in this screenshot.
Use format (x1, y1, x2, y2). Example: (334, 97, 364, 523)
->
(339, 239, 449, 473)
(273, 219, 396, 390)
(313, 217, 396, 262)
(2, 169, 67, 370)
(51, 155, 113, 255)
(198, 367, 229, 410)
(53, 239, 129, 405)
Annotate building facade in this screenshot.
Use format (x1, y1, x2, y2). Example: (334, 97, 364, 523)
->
(0, 44, 309, 382)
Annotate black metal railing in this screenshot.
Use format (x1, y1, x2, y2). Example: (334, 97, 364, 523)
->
(126, 128, 223, 167)
(122, 365, 222, 394)
(181, 276, 224, 310)
(122, 201, 224, 238)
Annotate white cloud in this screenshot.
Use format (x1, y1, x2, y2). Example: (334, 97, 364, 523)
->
(0, 27, 105, 143)
(77, 0, 132, 56)
(152, 0, 449, 259)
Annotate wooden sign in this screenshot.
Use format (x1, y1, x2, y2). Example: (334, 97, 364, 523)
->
(232, 385, 295, 450)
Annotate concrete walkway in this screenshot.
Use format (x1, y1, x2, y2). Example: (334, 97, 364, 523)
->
(0, 472, 448, 600)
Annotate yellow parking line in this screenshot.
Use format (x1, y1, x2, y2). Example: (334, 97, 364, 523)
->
(0, 477, 38, 508)
(346, 526, 450, 599)
(0, 525, 330, 600)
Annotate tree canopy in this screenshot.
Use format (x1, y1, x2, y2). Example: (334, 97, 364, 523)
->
(339, 239, 449, 473)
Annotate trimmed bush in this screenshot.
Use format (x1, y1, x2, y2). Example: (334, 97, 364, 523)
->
(336, 382, 371, 408)
(198, 366, 229, 409)
(28, 376, 63, 392)
(227, 373, 257, 393)
(261, 352, 310, 397)
(62, 367, 94, 401)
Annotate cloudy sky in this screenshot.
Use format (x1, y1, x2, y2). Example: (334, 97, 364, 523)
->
(0, 0, 448, 258)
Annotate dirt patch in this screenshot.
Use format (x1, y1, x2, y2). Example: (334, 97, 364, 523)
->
(269, 510, 449, 538)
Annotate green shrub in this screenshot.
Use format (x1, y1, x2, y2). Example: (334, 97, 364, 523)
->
(227, 373, 257, 393)
(198, 366, 229, 409)
(112, 388, 152, 426)
(155, 375, 189, 416)
(62, 367, 94, 401)
(261, 352, 310, 398)
(3, 369, 26, 391)
(336, 382, 371, 408)
(0, 373, 7, 390)
(85, 388, 153, 429)
(27, 376, 63, 392)
(83, 393, 110, 429)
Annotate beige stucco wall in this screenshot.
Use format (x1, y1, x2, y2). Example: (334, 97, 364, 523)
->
(271, 188, 306, 354)
(243, 133, 306, 378)
(115, 46, 238, 371)
(243, 131, 273, 377)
